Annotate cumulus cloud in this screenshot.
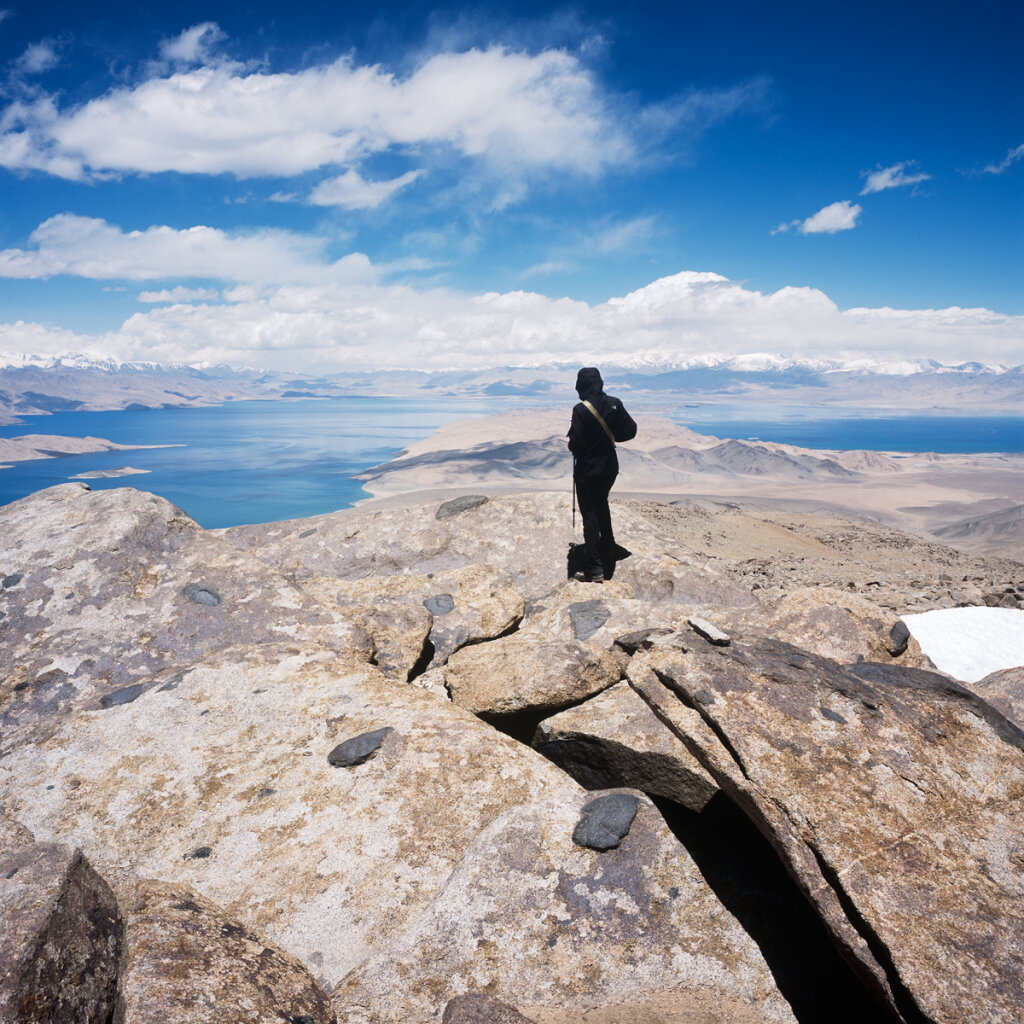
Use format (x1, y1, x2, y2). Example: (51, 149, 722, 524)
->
(308, 168, 423, 209)
(2, 269, 1019, 371)
(860, 161, 931, 194)
(0, 41, 634, 185)
(0, 214, 375, 286)
(773, 200, 862, 236)
(982, 143, 1024, 175)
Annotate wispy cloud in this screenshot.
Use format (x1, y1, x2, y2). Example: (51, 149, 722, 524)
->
(981, 143, 1024, 175)
(308, 169, 423, 209)
(157, 23, 228, 66)
(137, 286, 222, 303)
(860, 161, 930, 194)
(773, 200, 862, 236)
(13, 41, 59, 75)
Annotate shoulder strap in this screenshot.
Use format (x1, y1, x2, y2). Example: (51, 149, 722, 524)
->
(582, 400, 616, 445)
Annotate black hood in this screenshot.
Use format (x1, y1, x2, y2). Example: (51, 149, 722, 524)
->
(575, 366, 603, 400)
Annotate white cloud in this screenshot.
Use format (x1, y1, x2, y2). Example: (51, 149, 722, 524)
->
(0, 44, 634, 185)
(308, 168, 423, 209)
(772, 200, 862, 236)
(798, 200, 862, 234)
(137, 286, 222, 303)
(860, 161, 931, 194)
(983, 143, 1024, 175)
(0, 214, 375, 286)
(591, 216, 656, 253)
(158, 23, 227, 66)
(14, 41, 59, 75)
(3, 269, 1020, 371)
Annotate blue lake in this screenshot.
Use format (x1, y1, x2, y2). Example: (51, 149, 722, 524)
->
(0, 398, 501, 528)
(1, 398, 1022, 528)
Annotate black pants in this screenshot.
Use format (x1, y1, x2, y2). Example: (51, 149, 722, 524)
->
(575, 473, 616, 577)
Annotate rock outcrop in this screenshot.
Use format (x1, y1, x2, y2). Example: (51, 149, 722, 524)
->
(0, 831, 122, 1024)
(2, 483, 1022, 1024)
(630, 637, 1024, 1024)
(114, 880, 335, 1024)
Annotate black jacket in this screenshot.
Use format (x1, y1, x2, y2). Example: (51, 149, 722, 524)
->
(568, 388, 631, 479)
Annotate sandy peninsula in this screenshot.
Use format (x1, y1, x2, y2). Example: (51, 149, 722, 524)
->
(0, 434, 172, 466)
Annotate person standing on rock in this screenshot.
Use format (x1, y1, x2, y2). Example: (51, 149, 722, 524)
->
(568, 367, 637, 582)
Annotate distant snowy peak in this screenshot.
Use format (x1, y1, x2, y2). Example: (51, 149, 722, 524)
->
(612, 354, 1014, 376)
(0, 350, 1016, 377)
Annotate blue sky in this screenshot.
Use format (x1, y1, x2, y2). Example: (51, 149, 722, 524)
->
(0, 0, 1020, 371)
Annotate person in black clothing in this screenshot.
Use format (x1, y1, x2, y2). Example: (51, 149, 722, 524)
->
(567, 367, 635, 582)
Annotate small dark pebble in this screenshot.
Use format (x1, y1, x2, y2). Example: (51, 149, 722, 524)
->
(889, 620, 911, 656)
(257, 787, 276, 798)
(298, 528, 317, 539)
(613, 627, 672, 655)
(100, 682, 149, 709)
(184, 846, 213, 860)
(572, 792, 640, 851)
(328, 727, 393, 768)
(821, 707, 847, 724)
(6, 868, 18, 879)
(182, 583, 222, 607)
(2, 573, 23, 589)
(423, 593, 455, 616)
(13, 681, 29, 692)
(436, 494, 488, 520)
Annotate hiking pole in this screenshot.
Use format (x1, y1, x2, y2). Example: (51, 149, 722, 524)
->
(572, 459, 577, 531)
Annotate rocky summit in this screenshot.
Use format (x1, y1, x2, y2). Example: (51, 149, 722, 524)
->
(1, 483, 1022, 1024)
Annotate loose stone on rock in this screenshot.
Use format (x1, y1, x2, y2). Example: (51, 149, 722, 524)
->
(688, 617, 731, 646)
(99, 682, 150, 709)
(182, 583, 222, 607)
(889, 620, 911, 656)
(328, 727, 393, 767)
(571, 792, 640, 851)
(423, 593, 455, 616)
(2, 573, 22, 588)
(184, 846, 213, 860)
(436, 495, 488, 520)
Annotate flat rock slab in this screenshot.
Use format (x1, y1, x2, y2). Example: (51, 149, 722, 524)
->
(114, 880, 335, 1024)
(0, 642, 582, 990)
(631, 639, 1024, 1024)
(0, 484, 370, 757)
(444, 635, 621, 717)
(335, 793, 797, 1024)
(0, 839, 121, 1024)
(533, 681, 717, 812)
(218, 493, 713, 604)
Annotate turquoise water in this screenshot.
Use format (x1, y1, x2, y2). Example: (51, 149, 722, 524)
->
(1, 398, 1021, 528)
(0, 398, 499, 528)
